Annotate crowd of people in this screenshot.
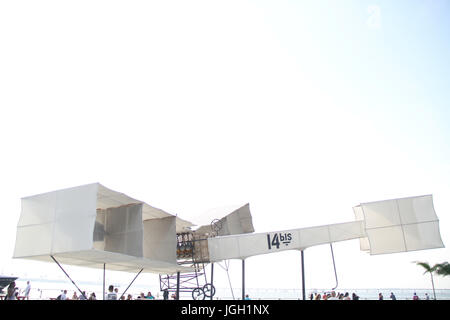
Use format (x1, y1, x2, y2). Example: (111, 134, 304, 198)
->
(310, 291, 356, 300)
(2, 281, 165, 300)
(310, 290, 432, 300)
(3, 281, 434, 300)
(54, 285, 163, 300)
(2, 281, 31, 300)
(53, 286, 158, 300)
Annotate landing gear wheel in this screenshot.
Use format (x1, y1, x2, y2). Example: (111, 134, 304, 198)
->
(203, 283, 216, 298)
(192, 287, 205, 300)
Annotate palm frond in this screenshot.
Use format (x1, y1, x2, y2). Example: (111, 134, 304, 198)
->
(414, 261, 437, 274)
(414, 261, 432, 274)
(435, 262, 450, 276)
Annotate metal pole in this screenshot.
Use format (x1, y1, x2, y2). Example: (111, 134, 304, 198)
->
(330, 243, 338, 290)
(301, 250, 305, 300)
(210, 263, 214, 300)
(51, 255, 87, 300)
(103, 263, 106, 300)
(242, 259, 245, 300)
(119, 268, 143, 300)
(176, 271, 180, 300)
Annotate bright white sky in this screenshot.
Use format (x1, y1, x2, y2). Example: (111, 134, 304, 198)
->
(1, 0, 450, 295)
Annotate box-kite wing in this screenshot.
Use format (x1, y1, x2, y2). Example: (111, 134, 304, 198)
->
(13, 183, 195, 273)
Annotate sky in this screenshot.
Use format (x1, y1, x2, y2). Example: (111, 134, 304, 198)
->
(1, 0, 450, 296)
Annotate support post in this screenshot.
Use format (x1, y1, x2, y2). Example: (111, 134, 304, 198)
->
(103, 263, 106, 300)
(210, 263, 214, 300)
(119, 268, 143, 300)
(242, 259, 245, 300)
(51, 255, 87, 300)
(176, 271, 180, 300)
(301, 250, 305, 300)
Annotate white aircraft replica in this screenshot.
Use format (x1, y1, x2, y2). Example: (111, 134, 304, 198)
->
(13, 183, 444, 300)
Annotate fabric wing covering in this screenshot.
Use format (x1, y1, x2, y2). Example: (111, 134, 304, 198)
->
(353, 194, 444, 255)
(207, 221, 366, 262)
(193, 203, 254, 236)
(207, 195, 444, 261)
(13, 183, 195, 273)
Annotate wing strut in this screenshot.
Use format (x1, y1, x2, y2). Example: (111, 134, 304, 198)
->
(51, 255, 87, 300)
(119, 268, 144, 300)
(330, 243, 338, 290)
